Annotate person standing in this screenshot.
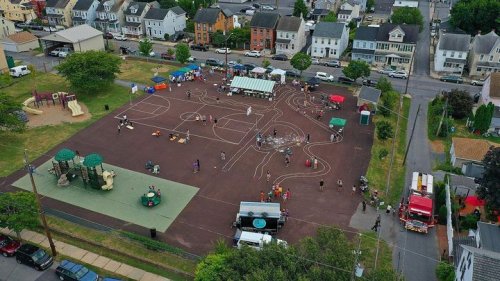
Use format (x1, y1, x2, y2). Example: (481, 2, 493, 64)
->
(214, 118, 218, 127)
(192, 161, 198, 173)
(352, 185, 356, 195)
(117, 124, 121, 134)
(220, 151, 226, 161)
(313, 157, 318, 169)
(306, 133, 310, 143)
(266, 170, 271, 182)
(273, 128, 277, 137)
(209, 114, 213, 123)
(285, 155, 290, 167)
(362, 200, 367, 213)
(285, 188, 291, 200)
(319, 179, 324, 191)
(386, 204, 392, 215)
(330, 133, 335, 142)
(196, 159, 200, 172)
(260, 190, 265, 202)
(247, 106, 252, 116)
(337, 179, 343, 192)
(186, 129, 190, 143)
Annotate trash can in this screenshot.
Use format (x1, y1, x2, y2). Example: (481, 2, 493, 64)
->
(104, 104, 109, 111)
(360, 110, 371, 125)
(6, 56, 14, 68)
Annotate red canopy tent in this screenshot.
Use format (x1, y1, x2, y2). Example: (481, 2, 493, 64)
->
(464, 196, 485, 207)
(329, 95, 345, 103)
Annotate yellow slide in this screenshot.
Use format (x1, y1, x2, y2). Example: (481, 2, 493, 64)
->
(22, 97, 43, 115)
(67, 100, 84, 117)
(101, 171, 114, 190)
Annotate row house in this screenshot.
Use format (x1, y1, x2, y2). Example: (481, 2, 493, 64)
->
(351, 26, 378, 63)
(249, 12, 280, 52)
(275, 16, 306, 57)
(45, 0, 77, 27)
(121, 1, 159, 38)
(0, 0, 37, 23)
(310, 22, 349, 59)
(337, 0, 359, 23)
(144, 6, 186, 40)
(0, 16, 16, 39)
(94, 0, 129, 33)
(193, 8, 233, 45)
(433, 33, 470, 75)
(468, 31, 500, 77)
(71, 0, 98, 26)
(374, 23, 418, 71)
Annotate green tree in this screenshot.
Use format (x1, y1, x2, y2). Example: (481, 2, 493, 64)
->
(391, 7, 424, 31)
(163, 33, 170, 41)
(158, 0, 178, 9)
(175, 43, 191, 64)
(56, 51, 121, 95)
(292, 0, 308, 20)
(0, 192, 39, 238)
(139, 38, 153, 56)
(0, 92, 25, 132)
(376, 120, 394, 140)
(290, 52, 312, 75)
(443, 89, 473, 119)
(450, 0, 500, 35)
(167, 48, 175, 56)
(366, 0, 375, 12)
(436, 261, 456, 281)
(322, 12, 337, 22)
(229, 27, 251, 49)
(185, 20, 195, 33)
(477, 147, 500, 212)
(262, 59, 271, 68)
(342, 60, 370, 80)
(473, 103, 494, 134)
(378, 91, 399, 117)
(211, 31, 226, 47)
(376, 76, 393, 94)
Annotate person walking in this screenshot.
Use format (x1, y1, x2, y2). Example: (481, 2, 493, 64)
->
(202, 115, 207, 125)
(273, 128, 277, 138)
(214, 118, 218, 127)
(192, 161, 198, 173)
(196, 159, 200, 172)
(362, 200, 367, 213)
(260, 190, 265, 202)
(285, 155, 290, 167)
(371, 215, 381, 232)
(209, 114, 213, 123)
(220, 151, 226, 161)
(330, 133, 335, 142)
(247, 106, 252, 116)
(337, 179, 343, 192)
(352, 185, 356, 195)
(285, 188, 291, 200)
(187, 90, 191, 99)
(386, 204, 392, 215)
(266, 170, 271, 182)
(186, 129, 190, 143)
(313, 157, 318, 169)
(117, 124, 121, 134)
(319, 179, 325, 191)
(306, 133, 310, 143)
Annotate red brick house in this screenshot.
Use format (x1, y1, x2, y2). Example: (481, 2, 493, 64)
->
(249, 12, 280, 52)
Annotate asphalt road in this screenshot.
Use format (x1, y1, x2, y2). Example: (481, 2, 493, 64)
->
(218, 0, 295, 17)
(0, 256, 59, 281)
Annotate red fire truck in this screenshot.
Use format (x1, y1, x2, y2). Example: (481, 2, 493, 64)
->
(399, 172, 435, 233)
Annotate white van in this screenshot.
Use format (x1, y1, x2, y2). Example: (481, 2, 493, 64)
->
(9, 65, 31, 78)
(234, 230, 287, 250)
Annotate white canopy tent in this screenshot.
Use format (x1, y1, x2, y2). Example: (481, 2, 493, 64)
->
(251, 67, 266, 74)
(270, 68, 286, 84)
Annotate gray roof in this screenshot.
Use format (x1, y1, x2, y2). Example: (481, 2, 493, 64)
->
(46, 0, 70, 9)
(338, 9, 351, 15)
(359, 86, 381, 103)
(311, 9, 329, 16)
(453, 236, 476, 265)
(170, 6, 185, 15)
(193, 8, 232, 24)
(73, 0, 95, 11)
(313, 22, 346, 39)
(124, 2, 147, 16)
(477, 222, 500, 252)
(250, 12, 280, 28)
(354, 26, 378, 41)
(376, 23, 419, 44)
(144, 8, 168, 20)
(472, 31, 499, 54)
(438, 33, 471, 52)
(461, 246, 500, 281)
(96, 0, 125, 13)
(277, 16, 302, 32)
(41, 24, 103, 43)
(449, 174, 478, 196)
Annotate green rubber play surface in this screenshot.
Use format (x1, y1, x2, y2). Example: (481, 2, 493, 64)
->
(12, 159, 199, 232)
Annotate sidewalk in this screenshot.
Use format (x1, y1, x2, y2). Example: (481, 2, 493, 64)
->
(0, 228, 170, 281)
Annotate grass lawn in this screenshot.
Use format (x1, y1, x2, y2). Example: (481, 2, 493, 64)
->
(359, 232, 396, 276)
(0, 72, 141, 177)
(365, 97, 411, 205)
(117, 59, 174, 86)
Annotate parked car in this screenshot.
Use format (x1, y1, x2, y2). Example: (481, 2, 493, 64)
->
(9, 65, 31, 78)
(265, 66, 275, 73)
(55, 260, 98, 281)
(0, 235, 21, 257)
(15, 244, 53, 271)
(323, 60, 341, 68)
(114, 34, 127, 41)
(160, 52, 175, 60)
(378, 67, 395, 74)
(245, 50, 261, 57)
(50, 47, 71, 57)
(315, 72, 335, 82)
(245, 9, 255, 16)
(43, 26, 56, 32)
(440, 75, 463, 84)
(240, 7, 253, 13)
(262, 5, 276, 10)
(215, 47, 231, 54)
(119, 46, 135, 55)
(103, 32, 113, 39)
(272, 54, 288, 61)
(58, 49, 72, 58)
(338, 76, 355, 84)
(388, 71, 408, 79)
(243, 63, 258, 71)
(171, 31, 184, 42)
(190, 44, 209, 51)
(188, 56, 196, 62)
(311, 58, 320, 65)
(206, 58, 224, 67)
(470, 79, 485, 86)
(285, 69, 300, 77)
(227, 60, 237, 67)
(362, 79, 378, 87)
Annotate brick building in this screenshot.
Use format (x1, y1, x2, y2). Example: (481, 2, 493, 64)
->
(249, 12, 280, 52)
(193, 8, 233, 45)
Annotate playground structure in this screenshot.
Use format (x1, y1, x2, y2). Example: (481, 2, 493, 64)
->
(101, 170, 115, 190)
(30, 90, 84, 117)
(141, 187, 162, 207)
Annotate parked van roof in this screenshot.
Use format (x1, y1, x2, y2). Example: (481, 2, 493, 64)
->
(239, 201, 281, 218)
(239, 231, 272, 244)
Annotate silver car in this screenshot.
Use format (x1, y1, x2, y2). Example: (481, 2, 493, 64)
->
(388, 71, 408, 79)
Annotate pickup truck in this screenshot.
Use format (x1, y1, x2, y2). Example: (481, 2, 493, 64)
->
(190, 44, 209, 51)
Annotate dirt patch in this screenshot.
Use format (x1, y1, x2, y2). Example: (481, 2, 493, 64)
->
(26, 102, 91, 127)
(429, 140, 445, 153)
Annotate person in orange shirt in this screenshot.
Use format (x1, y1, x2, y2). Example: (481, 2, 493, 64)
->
(260, 190, 265, 202)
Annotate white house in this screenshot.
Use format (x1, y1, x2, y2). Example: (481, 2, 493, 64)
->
(122, 1, 159, 37)
(275, 16, 306, 57)
(46, 0, 78, 27)
(311, 22, 349, 59)
(337, 0, 360, 23)
(480, 72, 500, 107)
(95, 0, 130, 33)
(434, 33, 471, 75)
(468, 31, 500, 77)
(374, 23, 419, 71)
(0, 17, 15, 40)
(143, 6, 186, 39)
(352, 26, 378, 63)
(313, 0, 338, 11)
(72, 0, 99, 26)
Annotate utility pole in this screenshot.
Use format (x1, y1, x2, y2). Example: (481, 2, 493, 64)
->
(351, 233, 362, 281)
(23, 149, 57, 257)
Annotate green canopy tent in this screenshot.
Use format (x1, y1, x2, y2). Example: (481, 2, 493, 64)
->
(329, 118, 347, 128)
(82, 153, 105, 189)
(52, 148, 76, 177)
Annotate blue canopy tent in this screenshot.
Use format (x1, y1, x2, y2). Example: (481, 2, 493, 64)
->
(233, 64, 245, 70)
(170, 71, 185, 77)
(151, 76, 167, 83)
(187, 64, 200, 70)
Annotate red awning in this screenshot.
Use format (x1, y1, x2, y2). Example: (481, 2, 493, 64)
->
(329, 95, 345, 103)
(464, 196, 485, 207)
(409, 195, 433, 215)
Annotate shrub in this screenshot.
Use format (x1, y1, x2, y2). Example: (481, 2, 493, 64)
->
(376, 121, 394, 140)
(460, 214, 478, 231)
(438, 205, 447, 224)
(378, 148, 389, 159)
(436, 261, 455, 281)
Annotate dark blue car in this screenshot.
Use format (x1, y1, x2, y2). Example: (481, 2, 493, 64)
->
(55, 260, 98, 281)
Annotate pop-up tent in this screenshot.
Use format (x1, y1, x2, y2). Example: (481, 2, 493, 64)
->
(151, 76, 167, 83)
(329, 95, 345, 103)
(329, 117, 347, 128)
(186, 64, 200, 70)
(251, 67, 266, 74)
(170, 71, 185, 77)
(233, 64, 245, 70)
(270, 68, 286, 84)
